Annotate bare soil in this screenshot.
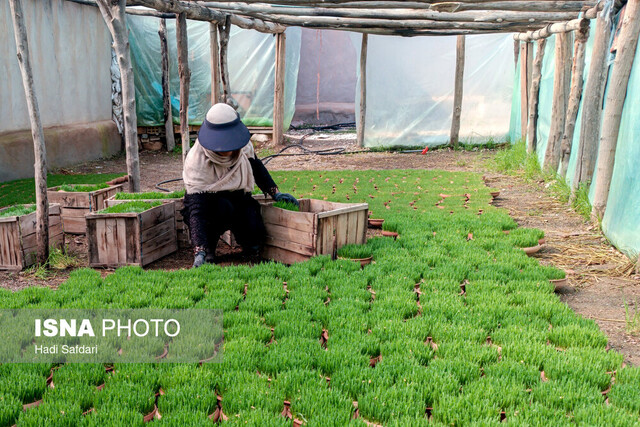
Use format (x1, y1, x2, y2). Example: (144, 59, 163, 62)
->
(1, 136, 638, 365)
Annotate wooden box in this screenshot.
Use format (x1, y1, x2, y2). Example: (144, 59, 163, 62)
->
(104, 196, 190, 248)
(261, 199, 369, 264)
(0, 204, 64, 271)
(47, 184, 124, 234)
(85, 203, 177, 268)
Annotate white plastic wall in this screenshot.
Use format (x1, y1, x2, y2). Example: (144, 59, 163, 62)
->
(0, 0, 113, 133)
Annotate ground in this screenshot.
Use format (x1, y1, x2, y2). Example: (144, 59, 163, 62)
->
(1, 136, 638, 366)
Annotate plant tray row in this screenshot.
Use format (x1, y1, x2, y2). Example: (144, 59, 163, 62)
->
(0, 204, 64, 271)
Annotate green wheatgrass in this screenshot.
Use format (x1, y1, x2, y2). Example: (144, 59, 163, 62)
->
(99, 201, 162, 214)
(58, 183, 109, 192)
(272, 200, 300, 212)
(0, 204, 36, 218)
(114, 190, 185, 200)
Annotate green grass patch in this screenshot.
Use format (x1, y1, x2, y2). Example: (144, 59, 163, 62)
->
(99, 201, 162, 214)
(337, 244, 372, 259)
(272, 201, 299, 212)
(0, 204, 36, 218)
(114, 190, 185, 200)
(57, 183, 110, 193)
(0, 173, 124, 208)
(0, 168, 632, 424)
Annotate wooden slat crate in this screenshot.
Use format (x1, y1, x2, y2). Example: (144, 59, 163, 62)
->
(0, 204, 64, 271)
(104, 196, 190, 248)
(261, 199, 369, 265)
(47, 184, 124, 234)
(86, 203, 177, 268)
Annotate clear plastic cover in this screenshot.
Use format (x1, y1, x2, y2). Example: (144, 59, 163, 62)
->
(127, 16, 301, 128)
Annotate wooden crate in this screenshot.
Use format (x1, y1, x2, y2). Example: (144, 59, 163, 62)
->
(47, 184, 124, 234)
(0, 204, 64, 271)
(261, 199, 369, 264)
(86, 203, 177, 268)
(104, 196, 190, 248)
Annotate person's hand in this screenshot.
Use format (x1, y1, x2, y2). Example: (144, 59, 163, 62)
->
(274, 192, 299, 207)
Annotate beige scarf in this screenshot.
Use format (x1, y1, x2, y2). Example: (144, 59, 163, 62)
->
(183, 140, 255, 194)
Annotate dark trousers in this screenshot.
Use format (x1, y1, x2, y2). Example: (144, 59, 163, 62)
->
(182, 191, 266, 253)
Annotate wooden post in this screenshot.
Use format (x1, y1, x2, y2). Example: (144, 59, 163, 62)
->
(592, 0, 640, 220)
(273, 31, 286, 145)
(9, 0, 49, 264)
(96, 0, 140, 192)
(559, 24, 589, 178)
(543, 31, 571, 173)
(572, 11, 613, 193)
(526, 38, 547, 154)
(357, 33, 368, 148)
(450, 35, 465, 148)
(159, 18, 175, 152)
(176, 12, 191, 161)
(519, 41, 530, 140)
(210, 22, 222, 104)
(218, 15, 232, 105)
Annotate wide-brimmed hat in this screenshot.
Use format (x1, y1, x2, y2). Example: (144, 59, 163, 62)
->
(197, 103, 251, 152)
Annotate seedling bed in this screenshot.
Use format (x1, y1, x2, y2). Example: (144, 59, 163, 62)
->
(0, 204, 64, 271)
(86, 202, 177, 267)
(260, 198, 369, 264)
(105, 194, 190, 248)
(47, 183, 124, 234)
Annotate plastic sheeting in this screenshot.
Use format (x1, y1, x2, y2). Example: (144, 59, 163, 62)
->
(356, 34, 515, 148)
(127, 16, 301, 128)
(535, 35, 557, 167)
(600, 37, 640, 259)
(0, 0, 112, 133)
(508, 57, 522, 143)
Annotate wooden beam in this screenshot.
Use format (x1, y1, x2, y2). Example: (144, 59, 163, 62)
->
(450, 35, 465, 148)
(572, 9, 612, 194)
(273, 31, 286, 145)
(514, 16, 590, 40)
(176, 12, 191, 162)
(592, 0, 640, 220)
(200, 3, 579, 23)
(210, 23, 222, 104)
(128, 0, 284, 33)
(159, 18, 175, 152)
(559, 23, 589, 178)
(357, 33, 368, 148)
(433, 1, 595, 12)
(543, 31, 572, 173)
(526, 38, 547, 153)
(242, 13, 549, 31)
(96, 0, 141, 192)
(9, 0, 49, 264)
(197, 0, 595, 7)
(64, 0, 176, 17)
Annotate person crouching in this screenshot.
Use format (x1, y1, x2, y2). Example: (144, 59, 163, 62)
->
(182, 103, 298, 268)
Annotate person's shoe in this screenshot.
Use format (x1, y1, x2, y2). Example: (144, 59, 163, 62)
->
(243, 245, 263, 263)
(192, 250, 207, 268)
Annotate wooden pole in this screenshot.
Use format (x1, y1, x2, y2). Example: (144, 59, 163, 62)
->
(526, 38, 547, 153)
(357, 33, 368, 147)
(159, 18, 175, 152)
(9, 0, 49, 264)
(450, 35, 465, 148)
(572, 10, 613, 193)
(543, 31, 571, 173)
(210, 23, 222, 104)
(559, 24, 589, 178)
(273, 31, 286, 145)
(176, 12, 191, 161)
(519, 41, 529, 140)
(95, 0, 141, 192)
(592, 0, 640, 220)
(218, 15, 233, 106)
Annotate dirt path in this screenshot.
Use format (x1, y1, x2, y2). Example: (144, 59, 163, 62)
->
(2, 140, 638, 364)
